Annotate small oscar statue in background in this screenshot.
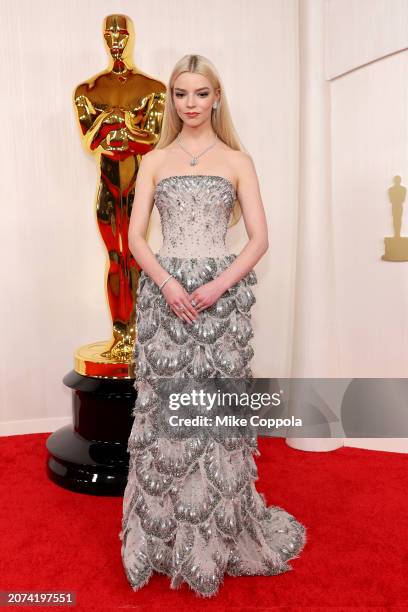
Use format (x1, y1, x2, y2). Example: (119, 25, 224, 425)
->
(382, 175, 408, 261)
(46, 15, 166, 496)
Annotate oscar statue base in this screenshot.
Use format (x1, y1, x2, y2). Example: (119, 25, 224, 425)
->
(46, 370, 136, 496)
(382, 236, 408, 261)
(74, 340, 135, 379)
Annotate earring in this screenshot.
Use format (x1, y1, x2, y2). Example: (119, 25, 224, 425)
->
(212, 101, 218, 110)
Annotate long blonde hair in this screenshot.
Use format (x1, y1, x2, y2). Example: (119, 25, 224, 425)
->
(155, 54, 246, 227)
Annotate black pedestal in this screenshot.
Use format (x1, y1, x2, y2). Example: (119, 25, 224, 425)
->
(46, 370, 136, 496)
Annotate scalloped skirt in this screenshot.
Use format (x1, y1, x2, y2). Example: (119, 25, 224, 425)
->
(119, 254, 307, 598)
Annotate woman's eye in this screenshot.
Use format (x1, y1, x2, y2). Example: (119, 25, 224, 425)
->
(174, 93, 209, 98)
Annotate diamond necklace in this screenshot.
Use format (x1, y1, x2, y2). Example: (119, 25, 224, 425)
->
(177, 133, 218, 166)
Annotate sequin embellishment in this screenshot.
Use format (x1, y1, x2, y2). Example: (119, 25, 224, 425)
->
(154, 175, 236, 258)
(119, 175, 307, 598)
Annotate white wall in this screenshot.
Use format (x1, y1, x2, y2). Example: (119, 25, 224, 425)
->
(0, 0, 299, 432)
(1, 0, 407, 454)
(326, 0, 408, 453)
(325, 0, 408, 78)
(331, 50, 408, 378)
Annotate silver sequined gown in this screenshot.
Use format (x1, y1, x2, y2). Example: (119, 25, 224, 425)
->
(119, 174, 307, 598)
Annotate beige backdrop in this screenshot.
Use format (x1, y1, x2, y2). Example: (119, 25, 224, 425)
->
(1, 0, 407, 453)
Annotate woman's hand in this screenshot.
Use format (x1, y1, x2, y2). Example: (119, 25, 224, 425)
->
(161, 278, 199, 324)
(189, 279, 227, 313)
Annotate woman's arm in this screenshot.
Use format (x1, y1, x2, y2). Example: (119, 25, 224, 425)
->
(215, 151, 269, 292)
(128, 150, 173, 287)
(128, 151, 199, 324)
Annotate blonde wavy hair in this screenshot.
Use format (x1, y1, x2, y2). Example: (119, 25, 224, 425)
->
(155, 54, 247, 228)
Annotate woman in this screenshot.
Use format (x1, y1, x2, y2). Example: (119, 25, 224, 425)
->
(119, 54, 307, 598)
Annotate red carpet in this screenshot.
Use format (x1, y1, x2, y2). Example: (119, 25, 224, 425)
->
(1, 433, 407, 611)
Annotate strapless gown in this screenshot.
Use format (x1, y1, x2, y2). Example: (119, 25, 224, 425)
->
(119, 174, 307, 598)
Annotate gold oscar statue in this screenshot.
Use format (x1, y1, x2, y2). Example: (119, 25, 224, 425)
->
(73, 14, 166, 377)
(46, 15, 165, 495)
(382, 175, 408, 261)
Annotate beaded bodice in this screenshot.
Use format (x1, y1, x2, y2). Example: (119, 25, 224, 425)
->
(154, 174, 236, 258)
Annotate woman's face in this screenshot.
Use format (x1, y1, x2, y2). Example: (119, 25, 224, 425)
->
(173, 72, 220, 126)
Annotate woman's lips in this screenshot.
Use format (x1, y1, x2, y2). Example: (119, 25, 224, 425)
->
(185, 112, 199, 117)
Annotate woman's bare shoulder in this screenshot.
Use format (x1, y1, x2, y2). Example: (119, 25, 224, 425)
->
(142, 147, 167, 162)
(220, 144, 253, 164)
(140, 147, 168, 173)
(226, 149, 255, 179)
(228, 148, 253, 162)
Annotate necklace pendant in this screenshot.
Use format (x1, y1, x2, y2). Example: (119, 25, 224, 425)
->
(190, 157, 198, 166)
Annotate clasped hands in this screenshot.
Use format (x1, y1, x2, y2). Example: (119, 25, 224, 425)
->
(161, 277, 226, 325)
